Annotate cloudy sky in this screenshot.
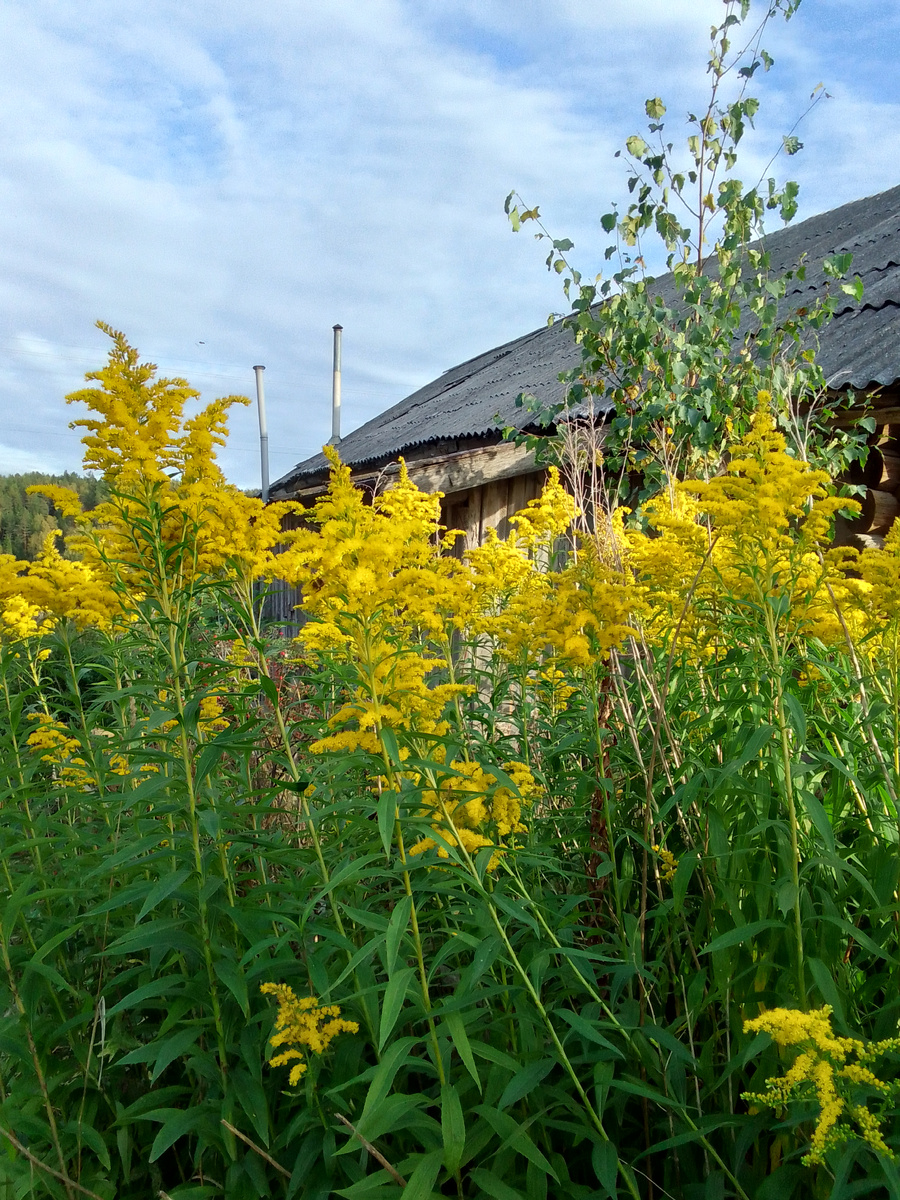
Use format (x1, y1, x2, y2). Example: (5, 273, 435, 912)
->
(2, 0, 898, 487)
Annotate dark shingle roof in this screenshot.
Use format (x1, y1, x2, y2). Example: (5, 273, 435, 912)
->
(272, 183, 900, 495)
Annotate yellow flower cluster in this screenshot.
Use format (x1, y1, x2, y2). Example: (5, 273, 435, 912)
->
(536, 665, 578, 710)
(652, 843, 678, 884)
(281, 450, 466, 644)
(30, 327, 301, 604)
(508, 467, 577, 556)
(26, 714, 95, 789)
(0, 535, 120, 646)
(260, 982, 358, 1086)
(627, 402, 863, 654)
(744, 1005, 900, 1164)
(283, 452, 636, 874)
(198, 694, 229, 735)
(25, 714, 160, 789)
(280, 450, 475, 757)
(1, 595, 46, 652)
(407, 757, 538, 868)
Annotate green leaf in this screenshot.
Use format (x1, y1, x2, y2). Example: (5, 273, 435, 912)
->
(137, 867, 192, 923)
(105, 975, 186, 1017)
(782, 693, 806, 744)
(700, 920, 782, 956)
(328, 933, 384, 994)
(62, 1119, 111, 1172)
(777, 880, 798, 917)
(118, 1027, 201, 1081)
(440, 1084, 465, 1175)
(401, 1149, 443, 1200)
(491, 892, 539, 934)
(352, 1094, 428, 1147)
(498, 1059, 554, 1110)
(807, 958, 846, 1020)
(823, 252, 853, 278)
(442, 1008, 482, 1092)
(797, 788, 835, 853)
(475, 1106, 558, 1179)
(377, 788, 397, 859)
(2, 882, 65, 941)
(233, 1070, 271, 1147)
(379, 727, 401, 766)
(553, 1009, 622, 1057)
(379, 967, 414, 1052)
(469, 1167, 528, 1200)
(147, 1106, 208, 1162)
(214, 958, 250, 1018)
(592, 1141, 619, 1199)
(608, 1078, 680, 1108)
(819, 915, 898, 963)
(385, 895, 411, 976)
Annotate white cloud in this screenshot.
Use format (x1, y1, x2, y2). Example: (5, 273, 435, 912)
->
(0, 0, 898, 487)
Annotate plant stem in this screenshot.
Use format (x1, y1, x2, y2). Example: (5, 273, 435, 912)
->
(762, 601, 805, 1003)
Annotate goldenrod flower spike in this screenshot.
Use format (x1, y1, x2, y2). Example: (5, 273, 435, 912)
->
(652, 844, 678, 884)
(743, 1005, 900, 1165)
(260, 983, 359, 1087)
(626, 399, 868, 654)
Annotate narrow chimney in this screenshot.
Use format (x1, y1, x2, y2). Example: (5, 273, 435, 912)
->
(331, 324, 342, 445)
(253, 365, 269, 503)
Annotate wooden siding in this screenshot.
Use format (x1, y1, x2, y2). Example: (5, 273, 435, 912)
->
(442, 469, 546, 553)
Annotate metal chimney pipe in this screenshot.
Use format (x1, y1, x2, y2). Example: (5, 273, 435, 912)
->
(253, 365, 269, 503)
(331, 324, 342, 445)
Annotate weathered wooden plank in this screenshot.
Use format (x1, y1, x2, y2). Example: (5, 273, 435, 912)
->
(880, 449, 900, 492)
(442, 493, 474, 558)
(506, 472, 531, 529)
(467, 486, 485, 552)
(282, 440, 539, 502)
(410, 441, 538, 496)
(479, 479, 512, 541)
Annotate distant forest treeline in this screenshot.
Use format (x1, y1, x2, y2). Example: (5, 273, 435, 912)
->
(0, 473, 106, 560)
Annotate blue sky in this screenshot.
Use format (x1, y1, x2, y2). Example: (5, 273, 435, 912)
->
(2, 0, 898, 487)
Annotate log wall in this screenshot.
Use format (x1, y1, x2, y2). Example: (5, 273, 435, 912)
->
(833, 427, 900, 552)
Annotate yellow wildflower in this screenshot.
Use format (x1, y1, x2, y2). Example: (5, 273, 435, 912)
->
(26, 714, 95, 789)
(652, 844, 678, 884)
(407, 757, 538, 867)
(260, 982, 358, 1086)
(627, 402, 863, 655)
(744, 1005, 900, 1165)
(30, 327, 302, 604)
(198, 694, 229, 735)
(536, 664, 578, 708)
(509, 466, 577, 559)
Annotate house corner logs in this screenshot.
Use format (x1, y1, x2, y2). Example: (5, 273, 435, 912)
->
(833, 429, 900, 553)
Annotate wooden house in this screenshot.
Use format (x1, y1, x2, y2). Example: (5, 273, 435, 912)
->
(266, 183, 900, 620)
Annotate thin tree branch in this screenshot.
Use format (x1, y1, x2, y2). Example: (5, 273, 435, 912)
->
(0, 1125, 105, 1200)
(220, 1119, 291, 1180)
(334, 1113, 407, 1187)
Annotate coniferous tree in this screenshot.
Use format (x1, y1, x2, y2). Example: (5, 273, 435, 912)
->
(0, 472, 106, 560)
